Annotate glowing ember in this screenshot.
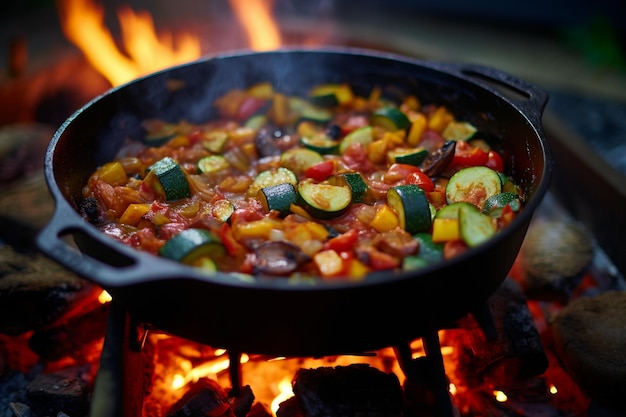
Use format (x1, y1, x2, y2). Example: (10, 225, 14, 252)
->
(493, 390, 508, 402)
(271, 377, 293, 414)
(228, 0, 282, 50)
(97, 290, 112, 304)
(56, 0, 200, 86)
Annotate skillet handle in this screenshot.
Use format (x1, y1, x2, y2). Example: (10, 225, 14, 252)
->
(36, 202, 183, 287)
(443, 62, 549, 127)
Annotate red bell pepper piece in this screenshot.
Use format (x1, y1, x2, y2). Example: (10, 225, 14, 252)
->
(305, 160, 335, 181)
(327, 229, 359, 252)
(452, 140, 489, 167)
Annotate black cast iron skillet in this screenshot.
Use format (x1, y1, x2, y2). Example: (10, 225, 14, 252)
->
(37, 47, 552, 357)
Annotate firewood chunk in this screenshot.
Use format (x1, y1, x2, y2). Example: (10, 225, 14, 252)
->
(0, 245, 94, 335)
(25, 365, 91, 417)
(291, 363, 403, 417)
(166, 377, 236, 417)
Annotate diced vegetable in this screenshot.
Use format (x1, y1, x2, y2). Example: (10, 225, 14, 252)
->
(371, 106, 411, 130)
(83, 80, 526, 280)
(393, 148, 429, 166)
(387, 184, 432, 234)
(159, 228, 226, 265)
(258, 183, 298, 216)
(95, 161, 128, 186)
(309, 83, 354, 107)
(248, 167, 297, 197)
(339, 125, 373, 154)
(144, 157, 190, 201)
(328, 172, 369, 203)
(458, 203, 496, 247)
(482, 191, 521, 215)
(211, 199, 235, 222)
(197, 155, 229, 174)
(280, 148, 325, 174)
(297, 180, 352, 219)
(445, 165, 502, 209)
(442, 121, 477, 141)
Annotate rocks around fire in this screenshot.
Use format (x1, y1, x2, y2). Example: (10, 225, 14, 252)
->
(517, 219, 594, 303)
(550, 290, 626, 413)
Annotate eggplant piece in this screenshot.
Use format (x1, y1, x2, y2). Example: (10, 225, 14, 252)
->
(255, 126, 298, 157)
(421, 140, 456, 177)
(253, 241, 310, 276)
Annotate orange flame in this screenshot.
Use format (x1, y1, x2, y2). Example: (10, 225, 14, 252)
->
(56, 0, 201, 86)
(228, 0, 282, 50)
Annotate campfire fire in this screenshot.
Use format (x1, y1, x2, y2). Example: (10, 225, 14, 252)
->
(55, 0, 280, 87)
(1, 1, 625, 417)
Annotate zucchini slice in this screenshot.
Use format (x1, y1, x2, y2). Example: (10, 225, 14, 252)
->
(442, 121, 477, 141)
(159, 228, 226, 265)
(435, 201, 477, 219)
(458, 203, 496, 247)
(372, 106, 411, 131)
(339, 125, 374, 154)
(197, 155, 229, 174)
(309, 83, 354, 107)
(393, 148, 429, 166)
(280, 148, 324, 174)
(328, 172, 369, 203)
(211, 199, 235, 222)
(482, 191, 521, 215)
(145, 157, 190, 201)
(445, 166, 502, 209)
(299, 103, 334, 123)
(297, 180, 352, 219)
(258, 183, 297, 216)
(300, 135, 341, 155)
(387, 184, 432, 234)
(248, 167, 297, 197)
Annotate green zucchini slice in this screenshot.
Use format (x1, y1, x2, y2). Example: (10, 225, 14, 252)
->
(393, 148, 429, 166)
(458, 203, 496, 247)
(300, 135, 341, 155)
(328, 172, 369, 203)
(309, 83, 353, 107)
(435, 201, 477, 219)
(145, 157, 190, 201)
(482, 191, 521, 215)
(387, 184, 432, 234)
(258, 183, 297, 216)
(159, 228, 226, 265)
(339, 125, 374, 154)
(372, 106, 411, 131)
(297, 180, 352, 219)
(280, 148, 324, 174)
(248, 167, 297, 197)
(211, 199, 235, 222)
(197, 155, 229, 174)
(445, 166, 502, 209)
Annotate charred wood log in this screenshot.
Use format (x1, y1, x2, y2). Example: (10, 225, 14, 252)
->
(166, 377, 236, 417)
(25, 364, 93, 417)
(28, 302, 110, 361)
(0, 245, 96, 336)
(0, 170, 54, 250)
(276, 397, 304, 417)
(446, 277, 548, 388)
(246, 401, 274, 417)
(228, 384, 255, 417)
(289, 363, 403, 417)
